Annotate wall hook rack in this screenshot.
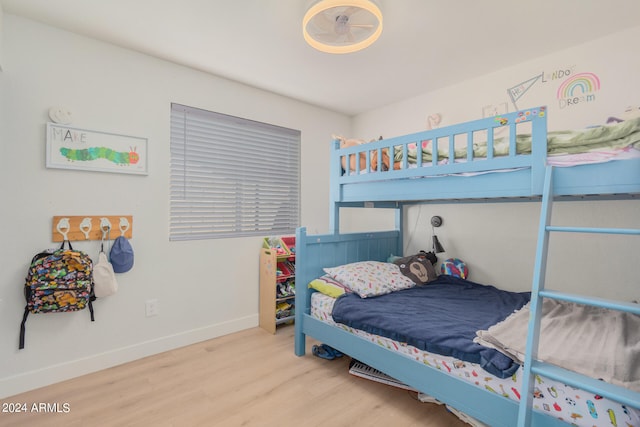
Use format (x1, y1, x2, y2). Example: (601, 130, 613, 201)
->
(52, 215, 133, 242)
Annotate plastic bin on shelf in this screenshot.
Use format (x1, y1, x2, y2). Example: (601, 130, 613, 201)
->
(262, 237, 291, 259)
(281, 236, 295, 258)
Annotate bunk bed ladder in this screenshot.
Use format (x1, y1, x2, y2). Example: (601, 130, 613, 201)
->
(517, 165, 640, 426)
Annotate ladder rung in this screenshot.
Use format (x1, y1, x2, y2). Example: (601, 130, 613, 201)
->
(546, 226, 640, 235)
(530, 361, 640, 409)
(538, 290, 640, 315)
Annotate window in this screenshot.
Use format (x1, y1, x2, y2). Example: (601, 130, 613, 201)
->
(170, 103, 300, 241)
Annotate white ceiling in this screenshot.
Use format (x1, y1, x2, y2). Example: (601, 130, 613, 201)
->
(2, 0, 640, 116)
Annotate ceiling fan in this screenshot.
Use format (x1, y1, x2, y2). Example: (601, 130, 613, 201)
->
(303, 0, 383, 54)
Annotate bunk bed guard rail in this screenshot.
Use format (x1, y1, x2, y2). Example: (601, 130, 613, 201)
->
(330, 107, 549, 210)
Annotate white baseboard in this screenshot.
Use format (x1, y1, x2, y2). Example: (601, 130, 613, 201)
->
(1, 315, 258, 399)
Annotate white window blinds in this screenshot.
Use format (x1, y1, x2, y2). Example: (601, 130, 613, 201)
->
(170, 103, 300, 241)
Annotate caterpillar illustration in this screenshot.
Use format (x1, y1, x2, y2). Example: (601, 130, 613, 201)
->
(60, 146, 139, 165)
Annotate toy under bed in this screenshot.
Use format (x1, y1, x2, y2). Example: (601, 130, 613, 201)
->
(310, 291, 639, 427)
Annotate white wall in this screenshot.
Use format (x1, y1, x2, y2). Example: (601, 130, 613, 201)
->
(0, 14, 349, 398)
(0, 4, 4, 71)
(349, 26, 640, 301)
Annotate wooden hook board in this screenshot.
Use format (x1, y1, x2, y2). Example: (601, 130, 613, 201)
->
(52, 215, 133, 242)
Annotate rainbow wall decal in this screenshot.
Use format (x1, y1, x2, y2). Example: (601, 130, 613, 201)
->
(556, 72, 600, 99)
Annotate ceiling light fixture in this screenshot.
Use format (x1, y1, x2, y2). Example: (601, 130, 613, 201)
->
(302, 0, 383, 54)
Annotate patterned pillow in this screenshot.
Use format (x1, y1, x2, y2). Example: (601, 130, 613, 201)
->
(323, 261, 416, 298)
(308, 275, 352, 298)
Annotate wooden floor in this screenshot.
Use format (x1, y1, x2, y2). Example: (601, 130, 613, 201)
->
(2, 325, 469, 427)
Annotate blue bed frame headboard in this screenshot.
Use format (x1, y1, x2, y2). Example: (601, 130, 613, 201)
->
(294, 226, 401, 355)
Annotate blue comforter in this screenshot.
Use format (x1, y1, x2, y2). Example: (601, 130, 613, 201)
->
(331, 275, 530, 378)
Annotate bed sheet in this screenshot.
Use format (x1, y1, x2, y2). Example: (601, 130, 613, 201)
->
(310, 292, 639, 427)
(345, 147, 640, 180)
(342, 117, 640, 176)
(393, 117, 640, 166)
(476, 299, 640, 392)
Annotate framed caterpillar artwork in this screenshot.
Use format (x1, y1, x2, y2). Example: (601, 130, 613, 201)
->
(46, 123, 148, 175)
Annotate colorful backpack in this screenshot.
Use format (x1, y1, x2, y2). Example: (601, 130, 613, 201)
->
(19, 241, 95, 349)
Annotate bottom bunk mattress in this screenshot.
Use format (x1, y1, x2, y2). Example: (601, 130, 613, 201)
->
(310, 291, 640, 427)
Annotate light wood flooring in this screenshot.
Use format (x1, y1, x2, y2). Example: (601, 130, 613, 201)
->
(1, 325, 469, 427)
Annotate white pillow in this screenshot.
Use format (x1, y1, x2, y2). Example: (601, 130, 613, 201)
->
(323, 261, 415, 298)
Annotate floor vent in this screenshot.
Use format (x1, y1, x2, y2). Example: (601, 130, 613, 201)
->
(348, 360, 417, 392)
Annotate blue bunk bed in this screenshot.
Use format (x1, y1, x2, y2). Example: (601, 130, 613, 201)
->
(294, 107, 640, 427)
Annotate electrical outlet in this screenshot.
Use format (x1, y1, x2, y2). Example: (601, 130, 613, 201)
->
(145, 299, 159, 317)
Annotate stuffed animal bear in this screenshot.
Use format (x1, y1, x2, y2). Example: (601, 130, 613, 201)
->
(392, 250, 438, 285)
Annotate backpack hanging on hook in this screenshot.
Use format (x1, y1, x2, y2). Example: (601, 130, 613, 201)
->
(19, 240, 95, 350)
